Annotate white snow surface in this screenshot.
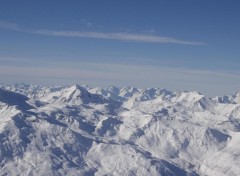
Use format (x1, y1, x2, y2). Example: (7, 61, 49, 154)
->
(0, 83, 240, 176)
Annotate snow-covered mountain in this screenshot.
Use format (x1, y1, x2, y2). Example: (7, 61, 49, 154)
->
(0, 83, 240, 176)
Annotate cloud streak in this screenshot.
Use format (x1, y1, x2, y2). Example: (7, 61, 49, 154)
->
(34, 30, 205, 45)
(0, 20, 205, 45)
(0, 63, 240, 96)
(0, 21, 19, 31)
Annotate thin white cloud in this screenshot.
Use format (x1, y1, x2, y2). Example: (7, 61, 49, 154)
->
(0, 20, 205, 45)
(0, 21, 19, 31)
(34, 30, 205, 45)
(0, 63, 240, 96)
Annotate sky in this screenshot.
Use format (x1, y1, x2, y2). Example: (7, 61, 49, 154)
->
(0, 0, 240, 96)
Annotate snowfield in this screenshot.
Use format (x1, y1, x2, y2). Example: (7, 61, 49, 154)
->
(0, 83, 240, 176)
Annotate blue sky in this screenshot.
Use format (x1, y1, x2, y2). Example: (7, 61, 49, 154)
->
(0, 0, 240, 96)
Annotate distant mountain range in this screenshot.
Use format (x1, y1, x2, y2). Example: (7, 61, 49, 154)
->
(0, 83, 239, 176)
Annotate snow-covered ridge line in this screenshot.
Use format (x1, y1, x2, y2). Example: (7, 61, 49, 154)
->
(1, 83, 239, 100)
(0, 83, 240, 175)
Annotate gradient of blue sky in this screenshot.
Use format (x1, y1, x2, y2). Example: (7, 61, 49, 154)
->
(0, 0, 240, 96)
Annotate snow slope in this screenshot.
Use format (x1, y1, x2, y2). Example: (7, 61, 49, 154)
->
(0, 84, 240, 176)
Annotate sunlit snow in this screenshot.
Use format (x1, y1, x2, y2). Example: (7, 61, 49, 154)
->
(0, 83, 239, 176)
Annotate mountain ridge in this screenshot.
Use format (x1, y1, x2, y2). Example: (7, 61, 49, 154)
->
(0, 84, 239, 176)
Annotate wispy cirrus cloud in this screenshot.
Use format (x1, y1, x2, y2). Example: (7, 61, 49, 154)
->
(0, 63, 240, 96)
(0, 20, 205, 45)
(34, 30, 205, 45)
(0, 21, 19, 31)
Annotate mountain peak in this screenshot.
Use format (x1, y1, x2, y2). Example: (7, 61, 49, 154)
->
(0, 84, 239, 175)
(54, 84, 92, 104)
(120, 86, 139, 98)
